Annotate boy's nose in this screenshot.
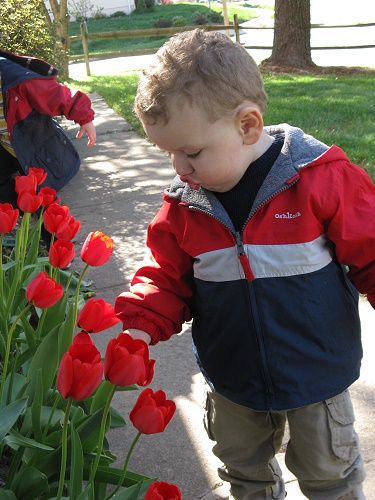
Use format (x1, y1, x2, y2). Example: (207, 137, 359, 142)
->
(172, 154, 192, 176)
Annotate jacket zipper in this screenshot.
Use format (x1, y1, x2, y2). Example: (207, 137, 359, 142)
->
(185, 176, 300, 409)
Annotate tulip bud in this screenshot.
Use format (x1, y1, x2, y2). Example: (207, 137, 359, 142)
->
(130, 388, 176, 435)
(144, 481, 182, 500)
(57, 332, 103, 400)
(26, 271, 63, 309)
(80, 231, 114, 267)
(0, 203, 19, 233)
(77, 297, 120, 333)
(104, 333, 155, 387)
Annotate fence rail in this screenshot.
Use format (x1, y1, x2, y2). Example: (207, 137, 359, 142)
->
(69, 19, 375, 76)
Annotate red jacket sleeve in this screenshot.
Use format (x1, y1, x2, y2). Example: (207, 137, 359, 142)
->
(115, 202, 196, 344)
(14, 78, 94, 126)
(323, 157, 375, 308)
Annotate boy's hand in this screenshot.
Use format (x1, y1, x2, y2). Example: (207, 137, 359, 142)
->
(76, 122, 96, 146)
(124, 328, 152, 345)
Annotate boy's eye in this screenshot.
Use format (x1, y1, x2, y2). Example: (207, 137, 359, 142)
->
(186, 151, 201, 159)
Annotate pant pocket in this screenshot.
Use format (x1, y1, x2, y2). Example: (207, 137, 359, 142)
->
(203, 391, 216, 441)
(324, 390, 359, 463)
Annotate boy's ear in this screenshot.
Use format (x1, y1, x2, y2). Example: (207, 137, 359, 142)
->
(236, 106, 264, 145)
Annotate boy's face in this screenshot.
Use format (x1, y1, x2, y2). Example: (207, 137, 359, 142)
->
(142, 102, 260, 193)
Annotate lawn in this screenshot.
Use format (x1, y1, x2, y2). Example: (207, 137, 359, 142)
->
(69, 2, 262, 55)
(70, 71, 375, 179)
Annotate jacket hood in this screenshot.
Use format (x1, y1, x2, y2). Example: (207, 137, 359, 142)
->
(165, 124, 348, 214)
(0, 50, 58, 95)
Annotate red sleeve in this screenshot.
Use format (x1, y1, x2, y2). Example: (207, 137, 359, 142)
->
(115, 203, 196, 344)
(324, 159, 375, 308)
(18, 78, 95, 125)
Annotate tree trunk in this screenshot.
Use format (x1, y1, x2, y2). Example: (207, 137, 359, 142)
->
(263, 0, 316, 69)
(44, 0, 70, 78)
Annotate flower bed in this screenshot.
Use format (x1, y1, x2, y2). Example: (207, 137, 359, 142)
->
(0, 168, 181, 499)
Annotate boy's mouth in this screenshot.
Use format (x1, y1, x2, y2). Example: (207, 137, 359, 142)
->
(180, 175, 201, 191)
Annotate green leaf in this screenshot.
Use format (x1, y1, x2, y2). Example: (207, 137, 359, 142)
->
(57, 300, 76, 358)
(4, 428, 54, 451)
(109, 406, 127, 429)
(0, 398, 28, 442)
(12, 466, 49, 500)
(0, 490, 17, 500)
(83, 466, 155, 488)
(35, 407, 107, 480)
(0, 373, 27, 408)
(69, 425, 83, 499)
(40, 292, 67, 340)
(24, 325, 60, 405)
(111, 481, 144, 499)
(19, 311, 37, 352)
(90, 380, 115, 414)
(31, 369, 43, 442)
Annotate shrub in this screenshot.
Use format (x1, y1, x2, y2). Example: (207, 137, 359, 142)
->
(153, 17, 173, 28)
(172, 16, 187, 27)
(136, 0, 147, 12)
(92, 10, 107, 19)
(192, 11, 208, 25)
(145, 0, 156, 8)
(110, 10, 127, 17)
(209, 10, 223, 23)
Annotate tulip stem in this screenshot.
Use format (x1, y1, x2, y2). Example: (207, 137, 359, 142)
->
(86, 384, 116, 498)
(74, 263, 89, 322)
(0, 303, 32, 406)
(56, 397, 73, 500)
(0, 234, 6, 321)
(36, 307, 48, 340)
(105, 431, 142, 499)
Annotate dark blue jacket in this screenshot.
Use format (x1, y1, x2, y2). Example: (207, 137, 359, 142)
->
(116, 125, 375, 411)
(0, 50, 93, 191)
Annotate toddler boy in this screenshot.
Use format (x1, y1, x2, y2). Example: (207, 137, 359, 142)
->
(115, 29, 375, 499)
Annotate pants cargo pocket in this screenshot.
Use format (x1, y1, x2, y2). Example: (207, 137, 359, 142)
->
(204, 391, 216, 441)
(324, 390, 359, 463)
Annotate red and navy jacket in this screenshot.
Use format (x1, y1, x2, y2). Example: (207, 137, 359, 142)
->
(115, 124, 375, 411)
(0, 50, 94, 191)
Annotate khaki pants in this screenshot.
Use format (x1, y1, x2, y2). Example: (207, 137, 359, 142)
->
(204, 389, 365, 499)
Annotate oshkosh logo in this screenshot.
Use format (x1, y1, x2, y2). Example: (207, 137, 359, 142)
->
(275, 211, 301, 219)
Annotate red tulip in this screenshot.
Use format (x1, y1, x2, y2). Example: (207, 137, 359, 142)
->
(15, 175, 37, 194)
(39, 187, 59, 207)
(0, 203, 19, 233)
(26, 271, 64, 308)
(49, 239, 76, 269)
(80, 231, 114, 267)
(55, 216, 81, 241)
(17, 189, 43, 213)
(130, 388, 176, 435)
(28, 167, 47, 185)
(77, 297, 120, 333)
(43, 204, 71, 235)
(56, 332, 103, 400)
(144, 481, 182, 500)
(104, 333, 155, 387)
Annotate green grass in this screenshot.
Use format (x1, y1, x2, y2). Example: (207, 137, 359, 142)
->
(70, 71, 375, 179)
(69, 2, 260, 55)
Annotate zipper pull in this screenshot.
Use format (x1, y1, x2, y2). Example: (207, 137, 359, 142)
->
(235, 232, 254, 282)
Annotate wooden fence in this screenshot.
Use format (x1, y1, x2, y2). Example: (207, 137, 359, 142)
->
(68, 17, 375, 76)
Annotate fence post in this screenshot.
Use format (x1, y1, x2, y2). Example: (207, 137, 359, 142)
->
(233, 14, 240, 44)
(80, 22, 91, 76)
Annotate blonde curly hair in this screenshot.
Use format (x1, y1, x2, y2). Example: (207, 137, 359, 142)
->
(134, 28, 267, 125)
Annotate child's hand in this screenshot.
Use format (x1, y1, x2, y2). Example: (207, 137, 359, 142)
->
(76, 122, 96, 146)
(124, 328, 152, 345)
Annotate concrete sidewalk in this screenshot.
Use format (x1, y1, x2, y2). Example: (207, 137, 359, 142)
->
(58, 91, 375, 499)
